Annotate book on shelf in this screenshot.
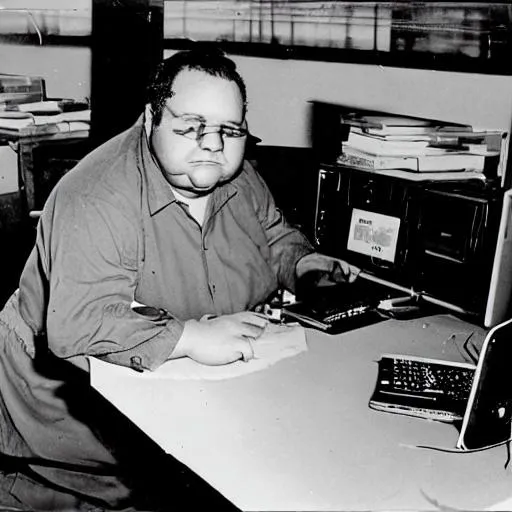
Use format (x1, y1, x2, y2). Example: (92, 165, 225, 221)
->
(15, 100, 62, 115)
(0, 74, 46, 107)
(0, 121, 90, 138)
(364, 169, 488, 182)
(340, 112, 473, 137)
(346, 127, 502, 155)
(32, 110, 91, 125)
(0, 109, 91, 134)
(347, 129, 437, 156)
(337, 146, 486, 173)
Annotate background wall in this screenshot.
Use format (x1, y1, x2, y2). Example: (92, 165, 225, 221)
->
(163, 50, 512, 149)
(232, 56, 512, 148)
(0, 44, 91, 100)
(0, 0, 91, 99)
(1, 45, 511, 148)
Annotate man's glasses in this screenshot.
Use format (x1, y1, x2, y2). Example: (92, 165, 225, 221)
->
(165, 106, 248, 142)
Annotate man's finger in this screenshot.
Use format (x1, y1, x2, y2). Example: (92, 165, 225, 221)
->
(241, 312, 269, 329)
(241, 322, 266, 340)
(348, 266, 360, 283)
(240, 337, 255, 362)
(331, 260, 360, 283)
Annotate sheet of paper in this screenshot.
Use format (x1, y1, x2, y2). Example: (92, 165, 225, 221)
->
(90, 323, 307, 382)
(347, 208, 400, 263)
(0, 145, 19, 194)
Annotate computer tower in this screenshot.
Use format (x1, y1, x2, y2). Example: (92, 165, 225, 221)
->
(313, 164, 502, 321)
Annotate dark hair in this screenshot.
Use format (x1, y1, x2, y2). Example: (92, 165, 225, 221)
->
(147, 47, 248, 126)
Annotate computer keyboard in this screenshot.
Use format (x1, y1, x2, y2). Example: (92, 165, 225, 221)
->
(322, 304, 371, 324)
(369, 354, 477, 422)
(385, 356, 475, 400)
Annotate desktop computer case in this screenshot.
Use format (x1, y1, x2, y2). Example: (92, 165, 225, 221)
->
(313, 165, 502, 322)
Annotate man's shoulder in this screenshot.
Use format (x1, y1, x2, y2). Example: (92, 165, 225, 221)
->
(53, 126, 142, 206)
(231, 160, 270, 199)
(233, 160, 264, 187)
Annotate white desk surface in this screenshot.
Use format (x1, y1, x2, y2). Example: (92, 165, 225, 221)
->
(91, 314, 512, 511)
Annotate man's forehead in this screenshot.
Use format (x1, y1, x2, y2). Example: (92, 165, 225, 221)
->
(169, 69, 243, 116)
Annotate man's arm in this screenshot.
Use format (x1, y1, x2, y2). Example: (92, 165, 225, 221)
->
(242, 161, 315, 292)
(39, 193, 182, 372)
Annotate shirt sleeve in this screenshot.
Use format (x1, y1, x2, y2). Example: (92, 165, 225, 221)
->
(43, 191, 183, 372)
(243, 161, 315, 292)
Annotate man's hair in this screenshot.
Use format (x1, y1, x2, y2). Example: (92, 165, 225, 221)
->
(147, 47, 248, 126)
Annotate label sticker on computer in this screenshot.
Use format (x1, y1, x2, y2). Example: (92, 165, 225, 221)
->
(347, 208, 400, 263)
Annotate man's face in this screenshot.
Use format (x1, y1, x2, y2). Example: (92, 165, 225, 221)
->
(149, 69, 247, 198)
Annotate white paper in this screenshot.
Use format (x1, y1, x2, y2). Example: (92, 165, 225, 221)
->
(90, 323, 307, 382)
(0, 145, 18, 194)
(347, 208, 400, 263)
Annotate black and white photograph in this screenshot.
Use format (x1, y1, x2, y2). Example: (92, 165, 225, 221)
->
(0, 1, 512, 510)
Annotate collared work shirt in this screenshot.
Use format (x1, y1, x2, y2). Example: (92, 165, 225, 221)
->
(0, 116, 313, 507)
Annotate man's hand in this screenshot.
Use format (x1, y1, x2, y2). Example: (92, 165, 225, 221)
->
(171, 312, 268, 366)
(296, 252, 360, 285)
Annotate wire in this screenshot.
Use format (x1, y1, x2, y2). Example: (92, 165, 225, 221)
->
(401, 436, 512, 458)
(0, 8, 43, 46)
(26, 10, 42, 46)
(462, 331, 479, 365)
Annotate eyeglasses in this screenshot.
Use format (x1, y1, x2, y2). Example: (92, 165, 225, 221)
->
(165, 106, 248, 142)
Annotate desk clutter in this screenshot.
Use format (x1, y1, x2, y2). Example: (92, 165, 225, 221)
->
(0, 73, 90, 139)
(330, 106, 507, 181)
(369, 317, 512, 452)
(91, 323, 307, 381)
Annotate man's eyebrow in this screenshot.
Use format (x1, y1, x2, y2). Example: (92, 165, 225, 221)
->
(185, 114, 244, 127)
(166, 105, 244, 126)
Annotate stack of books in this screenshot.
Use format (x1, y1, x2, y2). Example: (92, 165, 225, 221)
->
(0, 73, 45, 108)
(337, 113, 505, 181)
(0, 99, 90, 139)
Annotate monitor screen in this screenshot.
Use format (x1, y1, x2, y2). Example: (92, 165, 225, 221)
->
(484, 189, 512, 327)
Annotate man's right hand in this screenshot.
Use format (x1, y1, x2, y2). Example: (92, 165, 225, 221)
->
(171, 312, 268, 366)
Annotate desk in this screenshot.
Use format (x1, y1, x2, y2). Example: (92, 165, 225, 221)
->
(0, 132, 91, 216)
(91, 314, 512, 511)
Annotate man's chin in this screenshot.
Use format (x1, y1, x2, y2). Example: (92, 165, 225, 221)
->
(191, 185, 216, 196)
(174, 183, 217, 198)
(189, 175, 229, 193)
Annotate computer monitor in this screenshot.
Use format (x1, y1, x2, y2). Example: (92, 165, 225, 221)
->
(484, 188, 512, 327)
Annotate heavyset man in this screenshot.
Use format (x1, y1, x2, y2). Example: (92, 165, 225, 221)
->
(0, 48, 358, 510)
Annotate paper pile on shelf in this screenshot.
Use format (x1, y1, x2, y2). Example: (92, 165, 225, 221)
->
(337, 112, 506, 179)
(0, 73, 45, 108)
(0, 99, 90, 138)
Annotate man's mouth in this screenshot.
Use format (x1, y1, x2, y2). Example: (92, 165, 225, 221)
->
(191, 160, 221, 166)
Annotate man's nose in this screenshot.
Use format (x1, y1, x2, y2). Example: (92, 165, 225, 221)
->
(198, 129, 224, 151)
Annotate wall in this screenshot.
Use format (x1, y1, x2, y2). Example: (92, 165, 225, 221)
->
(164, 49, 512, 148)
(0, 44, 91, 100)
(0, 0, 91, 99)
(1, 44, 511, 148)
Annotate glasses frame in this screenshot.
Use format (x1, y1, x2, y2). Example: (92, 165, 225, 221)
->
(165, 105, 248, 143)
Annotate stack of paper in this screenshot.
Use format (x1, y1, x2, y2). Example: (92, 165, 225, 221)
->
(0, 101, 90, 138)
(337, 113, 504, 177)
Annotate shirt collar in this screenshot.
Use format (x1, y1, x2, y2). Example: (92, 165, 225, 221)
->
(138, 111, 178, 216)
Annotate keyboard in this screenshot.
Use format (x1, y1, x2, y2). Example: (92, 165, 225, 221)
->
(369, 354, 476, 422)
(386, 356, 475, 399)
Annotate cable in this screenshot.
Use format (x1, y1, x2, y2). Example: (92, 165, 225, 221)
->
(401, 437, 512, 459)
(26, 10, 42, 46)
(0, 7, 43, 46)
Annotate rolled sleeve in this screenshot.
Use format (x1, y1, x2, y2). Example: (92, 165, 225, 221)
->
(44, 192, 182, 371)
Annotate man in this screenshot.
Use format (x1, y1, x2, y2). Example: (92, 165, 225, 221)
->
(0, 48, 358, 510)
